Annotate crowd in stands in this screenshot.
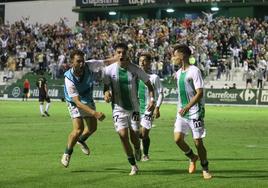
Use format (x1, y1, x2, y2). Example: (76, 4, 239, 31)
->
(0, 15, 268, 88)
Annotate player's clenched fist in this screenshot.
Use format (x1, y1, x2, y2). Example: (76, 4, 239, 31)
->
(104, 90, 112, 103)
(94, 112, 105, 121)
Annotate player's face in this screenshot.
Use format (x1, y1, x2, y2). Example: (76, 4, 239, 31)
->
(172, 50, 183, 65)
(115, 48, 128, 62)
(72, 54, 85, 76)
(139, 56, 150, 72)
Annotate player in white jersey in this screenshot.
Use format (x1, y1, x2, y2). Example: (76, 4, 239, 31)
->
(172, 44, 212, 180)
(103, 43, 155, 175)
(138, 53, 163, 161)
(61, 49, 115, 168)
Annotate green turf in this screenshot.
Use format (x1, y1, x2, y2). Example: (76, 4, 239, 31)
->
(0, 101, 267, 188)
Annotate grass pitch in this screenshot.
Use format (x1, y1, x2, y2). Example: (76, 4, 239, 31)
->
(0, 101, 268, 188)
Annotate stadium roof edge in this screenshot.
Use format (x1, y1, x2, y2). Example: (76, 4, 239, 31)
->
(72, 2, 268, 13)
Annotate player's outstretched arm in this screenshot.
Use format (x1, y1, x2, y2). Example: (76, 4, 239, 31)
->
(103, 55, 120, 65)
(72, 95, 105, 121)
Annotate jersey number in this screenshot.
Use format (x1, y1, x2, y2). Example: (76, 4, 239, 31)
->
(113, 115, 119, 122)
(193, 119, 203, 128)
(144, 114, 152, 121)
(132, 112, 140, 121)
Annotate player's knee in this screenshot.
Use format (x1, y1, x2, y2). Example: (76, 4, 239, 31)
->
(73, 128, 84, 136)
(119, 134, 129, 142)
(174, 135, 184, 145)
(141, 133, 149, 140)
(194, 138, 203, 148)
(139, 132, 145, 139)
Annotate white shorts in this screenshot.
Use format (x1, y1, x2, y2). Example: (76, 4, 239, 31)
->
(112, 109, 140, 132)
(174, 116, 206, 139)
(140, 110, 153, 130)
(67, 102, 96, 119)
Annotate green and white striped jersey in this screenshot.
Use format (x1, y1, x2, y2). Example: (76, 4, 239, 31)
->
(104, 62, 149, 111)
(176, 65, 205, 120)
(138, 74, 163, 114)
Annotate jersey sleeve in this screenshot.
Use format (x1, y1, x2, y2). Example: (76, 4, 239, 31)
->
(65, 77, 79, 98)
(153, 75, 164, 107)
(103, 67, 111, 86)
(192, 68, 204, 89)
(153, 75, 163, 95)
(85, 59, 105, 72)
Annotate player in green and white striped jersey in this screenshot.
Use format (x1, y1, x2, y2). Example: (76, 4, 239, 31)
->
(138, 53, 163, 161)
(172, 44, 212, 180)
(103, 43, 155, 175)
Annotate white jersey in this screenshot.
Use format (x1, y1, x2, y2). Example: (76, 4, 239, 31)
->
(138, 74, 163, 114)
(104, 62, 149, 112)
(176, 65, 205, 120)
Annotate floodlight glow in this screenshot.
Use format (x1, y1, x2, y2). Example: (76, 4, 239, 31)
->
(211, 7, 219, 11)
(166, 8, 175, 13)
(109, 11, 117, 15)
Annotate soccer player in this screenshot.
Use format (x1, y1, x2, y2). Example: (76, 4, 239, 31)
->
(61, 49, 114, 168)
(103, 43, 155, 175)
(36, 72, 51, 117)
(138, 53, 163, 161)
(172, 44, 212, 180)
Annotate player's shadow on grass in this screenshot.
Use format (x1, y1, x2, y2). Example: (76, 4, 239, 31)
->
(154, 158, 187, 162)
(141, 169, 186, 175)
(71, 168, 185, 175)
(213, 169, 268, 179)
(71, 168, 128, 174)
(210, 157, 266, 161)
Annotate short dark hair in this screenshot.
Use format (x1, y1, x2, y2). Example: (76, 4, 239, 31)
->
(114, 42, 128, 51)
(173, 44, 192, 56)
(140, 52, 152, 62)
(70, 49, 84, 60)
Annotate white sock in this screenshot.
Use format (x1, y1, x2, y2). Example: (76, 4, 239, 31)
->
(45, 103, 50, 112)
(40, 105, 44, 114)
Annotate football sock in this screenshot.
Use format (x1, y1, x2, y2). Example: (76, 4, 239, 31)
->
(40, 105, 44, 114)
(201, 160, 209, 171)
(142, 137, 150, 156)
(185, 149, 195, 159)
(127, 155, 136, 166)
(64, 147, 73, 155)
(45, 103, 50, 112)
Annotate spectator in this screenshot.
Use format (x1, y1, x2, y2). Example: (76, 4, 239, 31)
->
(3, 69, 14, 82)
(229, 83, 237, 89)
(245, 69, 254, 89)
(256, 68, 264, 89)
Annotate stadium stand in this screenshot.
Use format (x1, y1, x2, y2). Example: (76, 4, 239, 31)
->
(0, 1, 268, 91)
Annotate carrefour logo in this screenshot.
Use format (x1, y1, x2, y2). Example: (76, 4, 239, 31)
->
(239, 89, 255, 101)
(12, 87, 21, 98)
